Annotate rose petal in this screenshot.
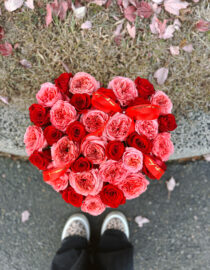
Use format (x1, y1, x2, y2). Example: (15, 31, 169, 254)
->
(0, 96, 9, 105)
(114, 23, 123, 36)
(170, 45, 179, 55)
(164, 0, 189, 16)
(4, 0, 24, 12)
(137, 1, 153, 19)
(0, 27, 4, 40)
(124, 6, 136, 22)
(25, 0, 34, 9)
(166, 177, 177, 192)
(135, 216, 150, 228)
(0, 42, 13, 56)
(203, 154, 210, 162)
(21, 210, 30, 223)
(182, 44, 193, 53)
(154, 67, 169, 85)
(152, 0, 163, 3)
(72, 5, 86, 19)
(46, 4, 52, 27)
(20, 59, 32, 68)
(81, 20, 92, 30)
(126, 22, 136, 39)
(195, 20, 210, 32)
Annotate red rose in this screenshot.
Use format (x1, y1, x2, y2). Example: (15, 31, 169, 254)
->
(135, 77, 155, 98)
(97, 87, 117, 101)
(158, 114, 177, 132)
(127, 132, 152, 154)
(70, 94, 91, 113)
(42, 148, 52, 161)
(61, 186, 83, 207)
(100, 184, 126, 208)
(66, 121, 86, 142)
(29, 104, 49, 127)
(55, 73, 73, 94)
(29, 150, 50, 170)
(44, 125, 63, 146)
(127, 97, 151, 107)
(71, 157, 93, 172)
(105, 141, 125, 161)
(142, 155, 167, 180)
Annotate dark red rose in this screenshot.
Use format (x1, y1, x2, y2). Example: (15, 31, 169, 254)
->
(71, 157, 93, 172)
(70, 94, 91, 113)
(44, 125, 63, 146)
(127, 97, 151, 107)
(42, 148, 52, 161)
(29, 104, 49, 127)
(158, 114, 177, 132)
(142, 154, 167, 180)
(61, 186, 83, 207)
(127, 132, 152, 154)
(97, 88, 117, 101)
(135, 77, 155, 98)
(105, 141, 125, 161)
(66, 121, 86, 142)
(29, 150, 50, 170)
(54, 73, 73, 94)
(100, 184, 126, 208)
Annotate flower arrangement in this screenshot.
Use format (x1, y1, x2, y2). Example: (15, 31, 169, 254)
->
(24, 72, 177, 216)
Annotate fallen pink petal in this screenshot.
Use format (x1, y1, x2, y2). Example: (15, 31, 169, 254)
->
(21, 210, 30, 223)
(20, 59, 32, 68)
(170, 45, 180, 55)
(0, 42, 13, 56)
(154, 67, 169, 85)
(195, 20, 210, 32)
(124, 6, 136, 23)
(0, 27, 4, 40)
(25, 0, 34, 9)
(164, 0, 189, 16)
(137, 1, 153, 19)
(46, 4, 52, 27)
(81, 21, 92, 30)
(4, 0, 24, 12)
(127, 22, 136, 39)
(182, 44, 193, 53)
(135, 216, 150, 228)
(0, 96, 9, 105)
(166, 177, 177, 192)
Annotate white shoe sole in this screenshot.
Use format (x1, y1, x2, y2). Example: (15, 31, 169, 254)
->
(101, 211, 129, 239)
(61, 213, 90, 241)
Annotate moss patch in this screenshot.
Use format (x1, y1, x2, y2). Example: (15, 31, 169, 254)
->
(0, 1, 209, 119)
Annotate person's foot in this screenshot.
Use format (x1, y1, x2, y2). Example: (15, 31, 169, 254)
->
(61, 213, 90, 241)
(101, 211, 129, 239)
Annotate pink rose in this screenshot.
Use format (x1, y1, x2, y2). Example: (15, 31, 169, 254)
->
(47, 173, 69, 192)
(99, 160, 128, 185)
(81, 195, 106, 216)
(150, 90, 172, 115)
(103, 112, 133, 141)
(69, 72, 100, 95)
(122, 147, 143, 173)
(36, 82, 62, 107)
(81, 136, 107, 164)
(108, 76, 138, 106)
(118, 173, 149, 200)
(24, 126, 47, 156)
(152, 132, 174, 161)
(81, 110, 109, 133)
(69, 169, 103, 196)
(50, 100, 77, 132)
(135, 119, 158, 140)
(51, 136, 79, 167)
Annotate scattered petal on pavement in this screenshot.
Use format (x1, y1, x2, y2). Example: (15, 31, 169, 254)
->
(203, 154, 210, 162)
(0, 96, 9, 105)
(154, 67, 169, 85)
(21, 210, 30, 223)
(135, 216, 150, 228)
(166, 177, 177, 192)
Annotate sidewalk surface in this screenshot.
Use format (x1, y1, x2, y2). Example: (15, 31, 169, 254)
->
(0, 157, 209, 270)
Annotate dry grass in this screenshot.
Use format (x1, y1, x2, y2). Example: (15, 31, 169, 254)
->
(0, 1, 209, 119)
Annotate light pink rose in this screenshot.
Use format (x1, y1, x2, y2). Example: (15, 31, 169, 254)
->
(50, 100, 77, 132)
(36, 82, 62, 107)
(24, 126, 47, 156)
(69, 72, 100, 95)
(152, 132, 174, 161)
(135, 119, 158, 140)
(108, 76, 138, 106)
(118, 173, 149, 200)
(81, 110, 109, 133)
(47, 173, 69, 192)
(122, 147, 143, 173)
(103, 112, 133, 141)
(81, 195, 106, 216)
(150, 90, 172, 114)
(81, 135, 107, 164)
(69, 169, 103, 196)
(51, 136, 79, 167)
(99, 160, 128, 185)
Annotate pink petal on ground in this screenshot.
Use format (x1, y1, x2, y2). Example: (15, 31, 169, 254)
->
(193, 0, 199, 2)
(154, 67, 169, 85)
(170, 45, 179, 55)
(182, 44, 193, 53)
(150, 15, 158, 34)
(127, 22, 136, 39)
(164, 0, 189, 16)
(114, 35, 123, 46)
(152, 3, 161, 14)
(58, 1, 69, 20)
(81, 21, 92, 29)
(20, 59, 32, 68)
(135, 216, 150, 228)
(46, 4, 52, 27)
(137, 1, 153, 19)
(124, 6, 136, 22)
(0, 96, 9, 105)
(204, 154, 210, 162)
(114, 23, 123, 36)
(92, 0, 107, 6)
(0, 27, 4, 40)
(195, 20, 210, 32)
(21, 210, 30, 223)
(152, 0, 163, 3)
(4, 0, 24, 12)
(122, 0, 129, 9)
(162, 24, 176, 39)
(0, 42, 13, 56)
(166, 177, 176, 192)
(25, 0, 34, 9)
(105, 0, 112, 8)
